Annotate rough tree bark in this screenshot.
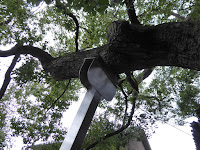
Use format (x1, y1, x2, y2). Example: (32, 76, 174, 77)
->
(1, 21, 200, 81)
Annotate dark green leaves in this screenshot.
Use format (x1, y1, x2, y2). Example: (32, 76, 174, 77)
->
(66, 0, 109, 14)
(13, 58, 45, 86)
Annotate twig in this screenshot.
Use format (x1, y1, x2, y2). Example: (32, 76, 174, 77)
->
(125, 72, 139, 92)
(118, 81, 129, 124)
(0, 54, 20, 100)
(85, 94, 137, 150)
(67, 13, 79, 52)
(118, 80, 128, 99)
(46, 79, 71, 112)
(31, 1, 45, 15)
(80, 26, 92, 34)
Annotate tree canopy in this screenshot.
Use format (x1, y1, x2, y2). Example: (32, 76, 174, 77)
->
(0, 0, 200, 149)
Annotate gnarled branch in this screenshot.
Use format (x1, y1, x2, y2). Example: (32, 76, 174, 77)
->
(0, 45, 55, 65)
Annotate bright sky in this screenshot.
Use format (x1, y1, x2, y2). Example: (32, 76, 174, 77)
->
(149, 118, 196, 150)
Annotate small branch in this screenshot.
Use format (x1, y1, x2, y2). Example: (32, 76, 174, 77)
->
(85, 95, 137, 150)
(46, 79, 71, 112)
(125, 0, 140, 25)
(55, 0, 79, 52)
(67, 13, 79, 52)
(125, 68, 153, 92)
(31, 1, 45, 15)
(80, 26, 92, 34)
(118, 80, 129, 124)
(123, 96, 128, 125)
(140, 95, 160, 101)
(0, 54, 20, 100)
(118, 80, 128, 99)
(125, 72, 139, 92)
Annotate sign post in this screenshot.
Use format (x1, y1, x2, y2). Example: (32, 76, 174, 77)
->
(60, 57, 117, 150)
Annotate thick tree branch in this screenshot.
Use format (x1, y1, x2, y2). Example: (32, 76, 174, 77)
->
(46, 45, 105, 80)
(1, 21, 200, 82)
(85, 94, 136, 150)
(125, 0, 140, 25)
(0, 54, 20, 100)
(0, 45, 55, 66)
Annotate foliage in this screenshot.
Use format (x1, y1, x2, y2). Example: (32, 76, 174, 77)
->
(6, 74, 81, 144)
(0, 0, 200, 149)
(137, 67, 200, 125)
(0, 102, 6, 148)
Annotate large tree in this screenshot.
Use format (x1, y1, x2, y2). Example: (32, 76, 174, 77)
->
(0, 0, 200, 149)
